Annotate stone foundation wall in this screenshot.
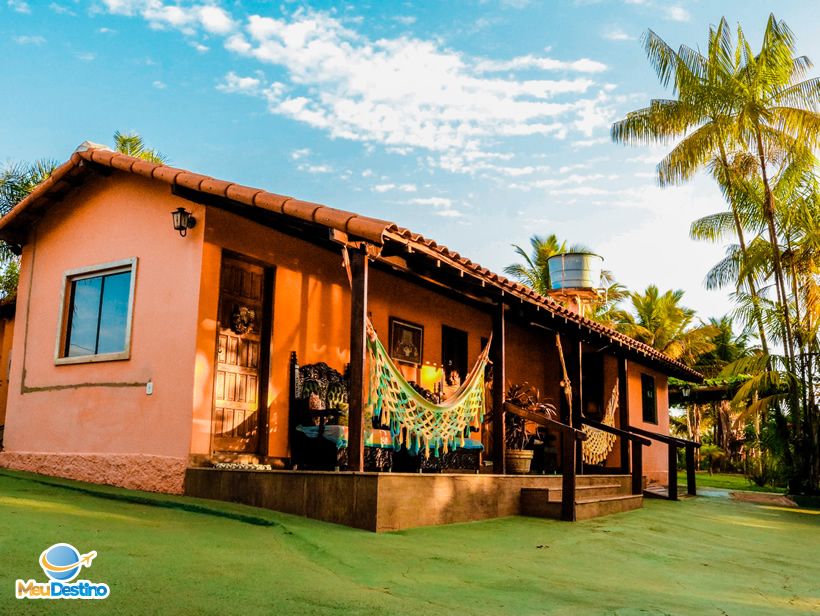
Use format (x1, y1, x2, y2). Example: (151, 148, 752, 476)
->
(0, 452, 187, 494)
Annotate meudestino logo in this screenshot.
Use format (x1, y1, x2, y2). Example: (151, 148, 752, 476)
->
(15, 543, 110, 600)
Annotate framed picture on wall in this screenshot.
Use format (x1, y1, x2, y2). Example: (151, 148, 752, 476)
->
(389, 317, 424, 367)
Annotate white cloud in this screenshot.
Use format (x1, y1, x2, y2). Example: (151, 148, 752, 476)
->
(373, 183, 417, 193)
(475, 55, 607, 73)
(572, 137, 610, 148)
(76, 51, 96, 61)
(13, 35, 45, 45)
(298, 163, 333, 174)
(49, 2, 75, 15)
(104, 8, 614, 179)
(101, 1, 236, 35)
(290, 148, 310, 160)
(7, 0, 30, 14)
(152, 80, 166, 89)
(190, 41, 209, 53)
(98, 27, 116, 34)
(664, 6, 689, 22)
(603, 28, 634, 41)
(217, 12, 611, 160)
(217, 71, 263, 95)
(407, 196, 462, 217)
(361, 169, 373, 178)
(393, 15, 416, 26)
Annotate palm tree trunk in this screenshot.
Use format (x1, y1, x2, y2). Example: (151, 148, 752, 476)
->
(717, 145, 770, 356)
(754, 130, 795, 368)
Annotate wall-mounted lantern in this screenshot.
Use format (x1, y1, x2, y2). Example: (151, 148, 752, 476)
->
(171, 207, 196, 237)
(681, 385, 691, 399)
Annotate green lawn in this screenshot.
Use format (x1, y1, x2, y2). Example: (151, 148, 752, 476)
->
(1, 470, 818, 615)
(679, 471, 787, 493)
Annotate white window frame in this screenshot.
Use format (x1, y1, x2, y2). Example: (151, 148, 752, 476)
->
(54, 257, 138, 365)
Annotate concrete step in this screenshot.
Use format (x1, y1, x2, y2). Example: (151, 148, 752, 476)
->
(575, 474, 632, 488)
(548, 483, 627, 501)
(575, 494, 643, 520)
(520, 488, 643, 521)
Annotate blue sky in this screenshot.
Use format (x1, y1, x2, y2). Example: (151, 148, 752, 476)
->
(2, 0, 819, 321)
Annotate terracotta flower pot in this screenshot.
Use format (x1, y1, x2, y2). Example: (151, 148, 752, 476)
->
(505, 449, 534, 474)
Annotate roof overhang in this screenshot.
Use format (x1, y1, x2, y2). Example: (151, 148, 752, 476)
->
(0, 143, 704, 383)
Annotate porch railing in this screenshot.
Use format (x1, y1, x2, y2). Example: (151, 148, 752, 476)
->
(503, 403, 587, 522)
(625, 426, 701, 499)
(579, 418, 652, 497)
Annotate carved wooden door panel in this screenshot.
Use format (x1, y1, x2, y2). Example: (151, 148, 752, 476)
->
(212, 256, 266, 453)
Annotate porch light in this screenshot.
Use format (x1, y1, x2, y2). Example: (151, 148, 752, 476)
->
(171, 207, 196, 237)
(681, 385, 691, 398)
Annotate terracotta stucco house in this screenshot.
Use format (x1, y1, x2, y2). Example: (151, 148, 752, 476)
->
(0, 143, 701, 529)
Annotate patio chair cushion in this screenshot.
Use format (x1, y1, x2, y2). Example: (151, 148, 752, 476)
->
(296, 425, 394, 450)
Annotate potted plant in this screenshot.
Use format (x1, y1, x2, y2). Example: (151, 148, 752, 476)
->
(504, 383, 558, 474)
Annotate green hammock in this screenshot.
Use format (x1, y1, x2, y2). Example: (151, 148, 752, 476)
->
(366, 320, 491, 458)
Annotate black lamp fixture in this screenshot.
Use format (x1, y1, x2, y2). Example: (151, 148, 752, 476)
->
(171, 207, 196, 237)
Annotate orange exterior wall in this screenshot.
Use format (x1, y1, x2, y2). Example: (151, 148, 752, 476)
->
(0, 315, 14, 427)
(0, 173, 206, 492)
(627, 361, 670, 485)
(193, 208, 497, 459)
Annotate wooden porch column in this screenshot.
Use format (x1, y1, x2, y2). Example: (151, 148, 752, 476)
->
(685, 444, 697, 496)
(618, 356, 630, 473)
(491, 302, 506, 474)
(668, 444, 679, 501)
(570, 337, 583, 470)
(347, 248, 369, 472)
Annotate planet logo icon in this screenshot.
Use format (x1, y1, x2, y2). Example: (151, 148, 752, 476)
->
(39, 543, 97, 582)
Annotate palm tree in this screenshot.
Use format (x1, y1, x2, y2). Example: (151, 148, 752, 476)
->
(611, 18, 773, 355)
(112, 131, 167, 164)
(614, 285, 717, 365)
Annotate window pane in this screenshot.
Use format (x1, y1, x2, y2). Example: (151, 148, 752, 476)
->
(97, 272, 131, 354)
(641, 374, 656, 423)
(67, 277, 102, 357)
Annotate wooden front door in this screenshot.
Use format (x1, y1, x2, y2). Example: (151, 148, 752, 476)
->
(212, 255, 269, 454)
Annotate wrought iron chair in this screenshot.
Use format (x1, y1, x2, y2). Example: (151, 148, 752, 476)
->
(288, 352, 393, 471)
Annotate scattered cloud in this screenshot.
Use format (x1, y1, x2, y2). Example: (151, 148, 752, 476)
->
(408, 196, 462, 217)
(76, 51, 96, 61)
(290, 148, 310, 160)
(217, 71, 263, 95)
(298, 163, 333, 174)
(49, 2, 75, 15)
(13, 34, 45, 45)
(664, 6, 689, 22)
(475, 55, 607, 73)
(97, 27, 116, 34)
(105, 6, 617, 182)
(373, 183, 417, 193)
(393, 15, 416, 26)
(603, 28, 634, 41)
(572, 137, 610, 148)
(190, 41, 209, 53)
(7, 0, 30, 14)
(152, 80, 167, 89)
(197, 11, 612, 175)
(101, 0, 236, 35)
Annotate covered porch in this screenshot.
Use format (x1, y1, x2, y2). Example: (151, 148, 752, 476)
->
(183, 181, 701, 527)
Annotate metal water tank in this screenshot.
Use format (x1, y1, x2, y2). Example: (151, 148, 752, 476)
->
(547, 252, 603, 291)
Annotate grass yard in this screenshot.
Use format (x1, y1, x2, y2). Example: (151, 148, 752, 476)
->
(678, 471, 787, 493)
(1, 469, 818, 615)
